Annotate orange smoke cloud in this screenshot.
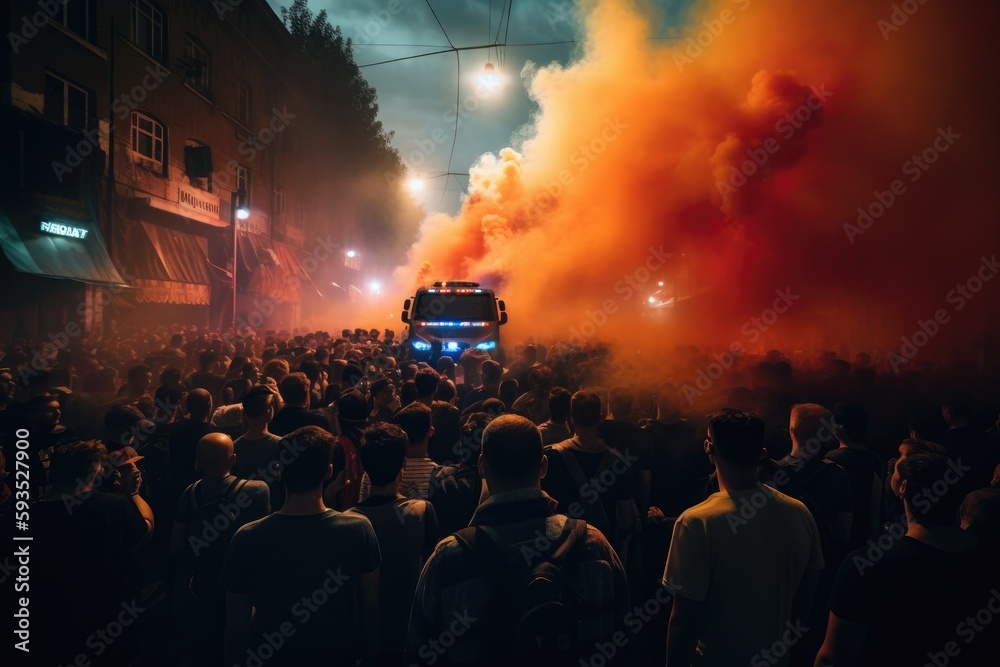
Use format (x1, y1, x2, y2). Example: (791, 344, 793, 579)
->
(391, 0, 1000, 361)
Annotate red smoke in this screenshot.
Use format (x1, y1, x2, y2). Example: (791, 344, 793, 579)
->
(386, 0, 1000, 364)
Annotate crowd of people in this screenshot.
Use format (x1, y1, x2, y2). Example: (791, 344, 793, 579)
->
(1, 325, 999, 666)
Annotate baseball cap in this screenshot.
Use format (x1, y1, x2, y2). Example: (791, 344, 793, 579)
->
(108, 446, 144, 468)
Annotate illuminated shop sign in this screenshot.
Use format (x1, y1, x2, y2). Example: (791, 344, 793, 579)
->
(39, 221, 89, 239)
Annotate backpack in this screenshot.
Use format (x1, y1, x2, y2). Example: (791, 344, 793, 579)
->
(453, 519, 588, 667)
(548, 443, 634, 540)
(181, 477, 249, 597)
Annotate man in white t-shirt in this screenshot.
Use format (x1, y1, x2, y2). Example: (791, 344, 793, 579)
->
(664, 409, 824, 667)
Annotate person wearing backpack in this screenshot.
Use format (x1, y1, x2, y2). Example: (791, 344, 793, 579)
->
(406, 414, 630, 667)
(761, 403, 852, 666)
(542, 391, 641, 563)
(171, 433, 269, 666)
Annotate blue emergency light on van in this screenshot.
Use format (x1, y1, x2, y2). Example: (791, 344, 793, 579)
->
(401, 282, 508, 360)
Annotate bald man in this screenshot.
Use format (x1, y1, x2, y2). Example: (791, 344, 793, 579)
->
(171, 433, 269, 665)
(168, 387, 220, 494)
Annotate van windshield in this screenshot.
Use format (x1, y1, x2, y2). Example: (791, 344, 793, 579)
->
(414, 293, 497, 321)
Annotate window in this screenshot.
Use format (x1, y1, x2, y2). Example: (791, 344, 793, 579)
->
(184, 140, 213, 191)
(236, 81, 251, 127)
(131, 0, 165, 62)
(236, 166, 251, 205)
(130, 112, 165, 172)
(55, 0, 92, 41)
(45, 72, 92, 131)
(183, 36, 211, 96)
(273, 188, 286, 217)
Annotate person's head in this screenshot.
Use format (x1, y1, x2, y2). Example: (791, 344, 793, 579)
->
(892, 451, 965, 526)
(242, 385, 276, 424)
(185, 388, 213, 421)
(429, 402, 461, 463)
(104, 405, 145, 439)
(434, 378, 457, 404)
(278, 372, 310, 408)
(481, 360, 503, 387)
(360, 423, 408, 487)
(261, 358, 290, 384)
(435, 355, 456, 380)
(479, 414, 546, 492)
(897, 437, 947, 459)
(414, 368, 440, 400)
(832, 402, 868, 444)
(547, 387, 572, 424)
(526, 365, 553, 392)
(942, 392, 975, 427)
(399, 380, 417, 408)
(341, 364, 364, 389)
(198, 350, 218, 373)
(521, 344, 538, 365)
(370, 377, 395, 407)
(126, 364, 153, 392)
(337, 390, 369, 430)
(159, 367, 183, 388)
(392, 402, 433, 447)
(195, 432, 236, 478)
(959, 487, 1000, 547)
(788, 403, 836, 458)
(499, 379, 519, 408)
(570, 390, 603, 430)
(705, 408, 767, 470)
(480, 397, 506, 417)
(278, 426, 334, 494)
(49, 440, 107, 490)
(25, 394, 61, 431)
(609, 386, 634, 421)
(170, 333, 184, 348)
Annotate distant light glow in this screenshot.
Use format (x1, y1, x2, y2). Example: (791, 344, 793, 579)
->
(413, 341, 432, 351)
(478, 62, 501, 91)
(658, 281, 664, 287)
(346, 250, 357, 258)
(370, 280, 381, 293)
(445, 342, 460, 351)
(648, 296, 656, 304)
(476, 341, 496, 350)
(407, 178, 424, 192)
(235, 207, 250, 220)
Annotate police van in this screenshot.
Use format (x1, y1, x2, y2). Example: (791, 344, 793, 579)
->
(401, 281, 507, 360)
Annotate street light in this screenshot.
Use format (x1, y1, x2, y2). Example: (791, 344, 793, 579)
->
(407, 178, 425, 192)
(346, 249, 357, 258)
(231, 188, 249, 329)
(478, 62, 501, 91)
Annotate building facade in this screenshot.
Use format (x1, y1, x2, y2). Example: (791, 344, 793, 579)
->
(1, 0, 364, 340)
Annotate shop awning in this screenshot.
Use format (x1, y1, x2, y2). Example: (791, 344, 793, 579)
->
(0, 208, 126, 286)
(129, 222, 211, 305)
(238, 231, 303, 303)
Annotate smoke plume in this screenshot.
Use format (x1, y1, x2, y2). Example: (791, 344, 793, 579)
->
(388, 0, 1000, 363)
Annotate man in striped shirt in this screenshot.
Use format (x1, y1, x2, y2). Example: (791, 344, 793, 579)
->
(393, 402, 437, 499)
